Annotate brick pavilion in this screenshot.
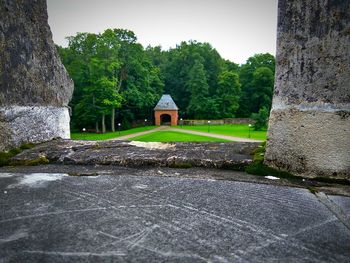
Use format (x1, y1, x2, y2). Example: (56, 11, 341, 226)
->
(154, 94, 179, 126)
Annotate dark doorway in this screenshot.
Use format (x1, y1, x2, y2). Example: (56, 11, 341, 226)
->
(160, 114, 171, 125)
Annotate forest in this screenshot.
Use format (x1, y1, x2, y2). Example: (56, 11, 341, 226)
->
(57, 28, 275, 132)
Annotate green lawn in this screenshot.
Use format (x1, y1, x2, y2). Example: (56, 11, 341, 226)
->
(71, 126, 156, 140)
(176, 124, 267, 140)
(71, 124, 267, 141)
(129, 131, 230, 142)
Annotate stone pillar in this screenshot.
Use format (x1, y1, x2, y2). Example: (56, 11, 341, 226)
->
(265, 0, 350, 178)
(0, 0, 74, 151)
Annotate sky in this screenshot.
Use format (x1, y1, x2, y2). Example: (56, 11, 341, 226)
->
(47, 0, 278, 65)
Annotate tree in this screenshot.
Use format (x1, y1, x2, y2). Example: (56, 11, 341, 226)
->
(60, 33, 101, 131)
(251, 107, 269, 130)
(186, 59, 210, 119)
(58, 28, 163, 132)
(96, 77, 122, 133)
(237, 53, 275, 117)
(57, 30, 275, 129)
(216, 71, 241, 118)
(162, 41, 224, 118)
(251, 67, 274, 112)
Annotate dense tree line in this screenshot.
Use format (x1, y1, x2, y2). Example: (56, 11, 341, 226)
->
(58, 28, 275, 132)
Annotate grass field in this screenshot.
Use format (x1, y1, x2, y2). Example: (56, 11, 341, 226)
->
(71, 124, 267, 141)
(71, 126, 156, 140)
(129, 131, 230, 142)
(177, 124, 267, 140)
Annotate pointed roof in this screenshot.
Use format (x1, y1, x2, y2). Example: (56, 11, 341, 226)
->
(154, 94, 178, 110)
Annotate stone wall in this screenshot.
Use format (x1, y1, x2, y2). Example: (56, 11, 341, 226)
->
(265, 0, 350, 178)
(0, 0, 73, 151)
(182, 118, 253, 126)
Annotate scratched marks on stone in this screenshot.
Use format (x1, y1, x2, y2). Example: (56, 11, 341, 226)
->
(1, 174, 350, 261)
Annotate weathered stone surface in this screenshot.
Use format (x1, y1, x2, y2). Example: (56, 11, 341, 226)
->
(0, 0, 73, 151)
(0, 172, 349, 262)
(0, 106, 70, 150)
(2, 164, 350, 196)
(265, 0, 350, 179)
(0, 0, 73, 106)
(11, 140, 260, 169)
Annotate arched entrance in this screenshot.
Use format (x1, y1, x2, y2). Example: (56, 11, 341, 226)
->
(154, 94, 179, 126)
(160, 114, 172, 125)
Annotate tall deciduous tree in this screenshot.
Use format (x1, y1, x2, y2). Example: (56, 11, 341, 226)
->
(186, 59, 210, 119)
(58, 29, 275, 128)
(237, 53, 275, 117)
(216, 71, 241, 118)
(59, 29, 164, 132)
(251, 67, 274, 113)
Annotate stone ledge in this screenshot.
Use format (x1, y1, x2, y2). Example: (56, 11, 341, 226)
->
(10, 139, 261, 170)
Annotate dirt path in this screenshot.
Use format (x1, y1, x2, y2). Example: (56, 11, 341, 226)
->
(168, 127, 263, 142)
(112, 126, 263, 142)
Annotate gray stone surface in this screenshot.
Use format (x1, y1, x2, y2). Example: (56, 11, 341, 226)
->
(265, 0, 350, 178)
(328, 195, 350, 216)
(1, 164, 349, 196)
(0, 0, 73, 151)
(0, 171, 349, 262)
(0, 0, 73, 106)
(10, 140, 260, 169)
(0, 106, 70, 151)
(272, 0, 350, 105)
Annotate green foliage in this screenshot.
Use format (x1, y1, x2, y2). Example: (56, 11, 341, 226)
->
(10, 156, 50, 166)
(168, 161, 193, 169)
(251, 67, 274, 111)
(0, 151, 14, 167)
(251, 107, 269, 130)
(161, 41, 230, 118)
(0, 147, 22, 166)
(245, 141, 296, 180)
(237, 54, 275, 117)
(251, 141, 266, 162)
(0, 143, 37, 167)
(20, 143, 36, 150)
(58, 29, 276, 129)
(186, 60, 210, 119)
(161, 46, 274, 119)
(307, 187, 318, 194)
(59, 29, 163, 132)
(245, 162, 296, 179)
(8, 148, 21, 156)
(216, 71, 241, 118)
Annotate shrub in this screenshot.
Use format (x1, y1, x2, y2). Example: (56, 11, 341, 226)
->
(251, 107, 269, 130)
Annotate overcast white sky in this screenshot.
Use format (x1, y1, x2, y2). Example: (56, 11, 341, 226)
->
(47, 0, 278, 65)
